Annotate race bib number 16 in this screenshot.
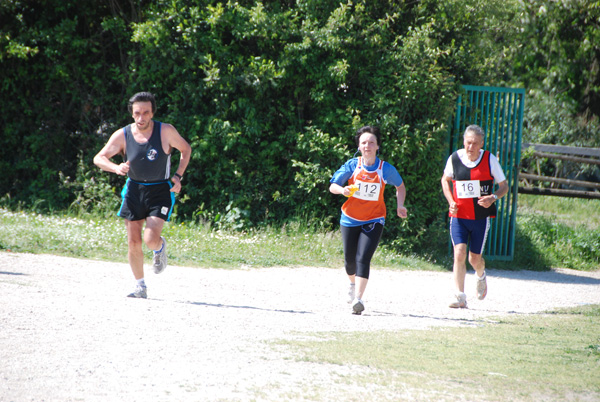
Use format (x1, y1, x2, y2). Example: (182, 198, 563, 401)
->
(456, 180, 481, 199)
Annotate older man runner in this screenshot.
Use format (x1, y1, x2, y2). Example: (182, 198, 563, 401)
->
(441, 124, 508, 308)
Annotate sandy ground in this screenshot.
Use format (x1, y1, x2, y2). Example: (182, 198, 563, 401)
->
(1, 251, 599, 401)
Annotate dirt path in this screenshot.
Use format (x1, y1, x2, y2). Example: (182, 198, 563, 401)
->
(1, 252, 599, 401)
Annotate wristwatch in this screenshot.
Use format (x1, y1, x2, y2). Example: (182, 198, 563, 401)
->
(174, 173, 183, 180)
(492, 194, 498, 200)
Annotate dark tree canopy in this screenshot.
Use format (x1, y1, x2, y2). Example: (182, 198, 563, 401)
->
(1, 0, 597, 252)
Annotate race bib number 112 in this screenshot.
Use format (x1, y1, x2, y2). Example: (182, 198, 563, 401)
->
(353, 181, 381, 201)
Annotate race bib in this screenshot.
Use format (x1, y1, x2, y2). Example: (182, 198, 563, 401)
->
(353, 180, 381, 201)
(456, 180, 481, 199)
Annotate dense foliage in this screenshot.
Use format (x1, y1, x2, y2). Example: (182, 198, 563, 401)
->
(1, 0, 597, 254)
(510, 0, 600, 182)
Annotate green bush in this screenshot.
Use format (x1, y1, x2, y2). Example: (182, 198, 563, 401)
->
(0, 0, 521, 254)
(124, 0, 492, 251)
(510, 0, 600, 186)
(60, 157, 121, 218)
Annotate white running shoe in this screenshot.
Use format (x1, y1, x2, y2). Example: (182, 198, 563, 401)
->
(127, 284, 147, 299)
(449, 292, 467, 309)
(347, 283, 355, 304)
(153, 236, 167, 274)
(352, 298, 365, 315)
(476, 272, 487, 300)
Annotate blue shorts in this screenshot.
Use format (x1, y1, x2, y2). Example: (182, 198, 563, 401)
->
(450, 217, 490, 255)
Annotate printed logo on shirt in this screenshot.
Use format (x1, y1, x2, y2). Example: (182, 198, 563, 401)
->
(147, 148, 158, 161)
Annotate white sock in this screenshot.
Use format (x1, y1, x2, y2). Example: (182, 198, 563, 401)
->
(478, 271, 486, 280)
(136, 278, 146, 287)
(154, 239, 164, 253)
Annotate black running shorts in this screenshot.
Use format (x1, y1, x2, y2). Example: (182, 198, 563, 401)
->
(118, 179, 174, 221)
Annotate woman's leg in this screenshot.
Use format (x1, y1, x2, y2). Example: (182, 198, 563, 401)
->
(341, 225, 361, 303)
(341, 225, 361, 280)
(354, 223, 384, 300)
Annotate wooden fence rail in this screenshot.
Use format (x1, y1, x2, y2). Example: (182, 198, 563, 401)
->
(530, 151, 600, 166)
(518, 173, 600, 190)
(519, 143, 600, 199)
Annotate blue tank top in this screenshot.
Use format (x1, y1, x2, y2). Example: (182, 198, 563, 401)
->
(123, 121, 171, 183)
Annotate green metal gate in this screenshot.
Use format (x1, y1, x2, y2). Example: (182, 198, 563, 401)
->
(448, 85, 525, 261)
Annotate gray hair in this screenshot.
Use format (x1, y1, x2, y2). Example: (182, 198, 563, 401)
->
(464, 124, 485, 139)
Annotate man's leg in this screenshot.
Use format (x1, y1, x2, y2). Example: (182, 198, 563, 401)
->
(452, 243, 469, 293)
(125, 219, 145, 280)
(145, 216, 167, 274)
(144, 216, 165, 251)
(468, 217, 490, 300)
(448, 217, 469, 307)
(468, 252, 485, 278)
(447, 243, 469, 308)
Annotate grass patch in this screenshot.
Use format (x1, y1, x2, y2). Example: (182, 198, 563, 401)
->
(1, 194, 598, 271)
(0, 208, 440, 271)
(510, 195, 600, 270)
(517, 194, 600, 230)
(277, 304, 600, 401)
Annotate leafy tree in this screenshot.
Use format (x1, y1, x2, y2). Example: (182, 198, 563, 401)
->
(0, 0, 531, 254)
(507, 1, 600, 186)
(510, 0, 600, 120)
(0, 0, 136, 209)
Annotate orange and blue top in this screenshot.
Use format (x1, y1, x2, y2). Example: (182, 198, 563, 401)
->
(330, 157, 403, 227)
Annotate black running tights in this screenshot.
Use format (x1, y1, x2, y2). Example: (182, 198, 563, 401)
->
(341, 222, 384, 280)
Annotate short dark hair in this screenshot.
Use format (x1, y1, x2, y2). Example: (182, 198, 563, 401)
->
(128, 92, 156, 114)
(355, 125, 381, 146)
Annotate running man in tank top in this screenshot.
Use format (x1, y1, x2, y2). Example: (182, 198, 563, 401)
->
(94, 92, 192, 299)
(441, 124, 508, 308)
(330, 126, 408, 315)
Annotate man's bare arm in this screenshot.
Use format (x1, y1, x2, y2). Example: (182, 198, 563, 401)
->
(93, 130, 129, 176)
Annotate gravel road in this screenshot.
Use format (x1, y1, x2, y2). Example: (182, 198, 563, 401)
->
(1, 251, 599, 401)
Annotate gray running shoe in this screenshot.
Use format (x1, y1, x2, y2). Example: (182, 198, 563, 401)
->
(352, 298, 365, 315)
(153, 236, 167, 274)
(476, 273, 487, 300)
(449, 292, 467, 308)
(127, 285, 147, 299)
(347, 283, 355, 304)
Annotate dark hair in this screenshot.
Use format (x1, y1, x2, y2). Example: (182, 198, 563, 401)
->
(355, 125, 381, 146)
(128, 92, 156, 114)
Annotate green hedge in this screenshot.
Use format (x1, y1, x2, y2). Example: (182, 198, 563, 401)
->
(0, 0, 521, 252)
